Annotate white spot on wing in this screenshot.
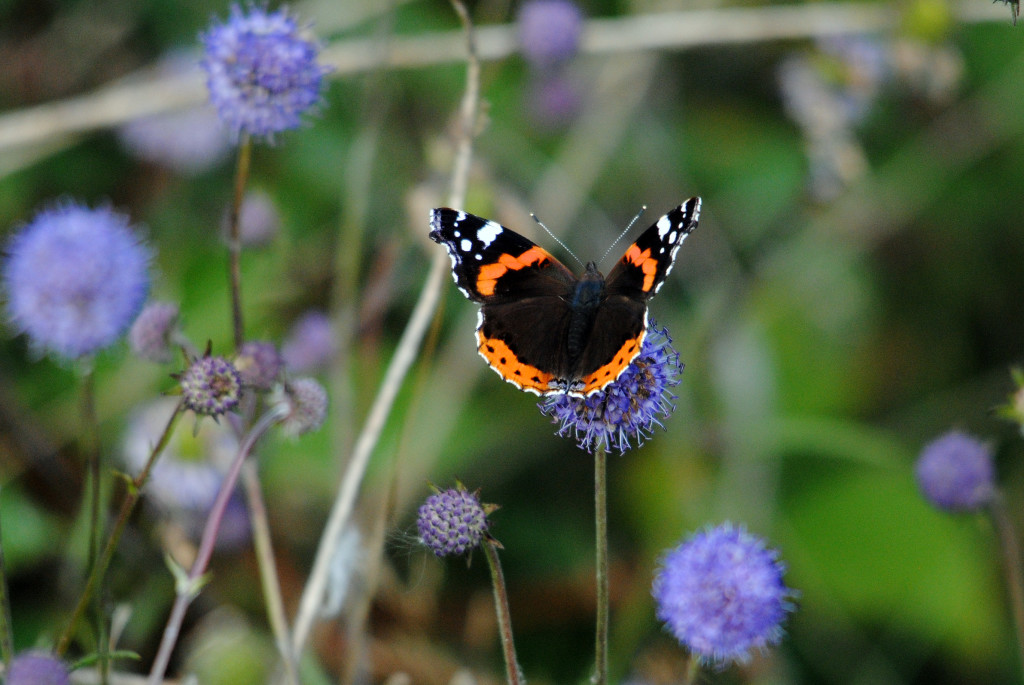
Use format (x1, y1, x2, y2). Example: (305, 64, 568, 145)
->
(460, 238, 473, 253)
(476, 221, 503, 248)
(657, 215, 673, 238)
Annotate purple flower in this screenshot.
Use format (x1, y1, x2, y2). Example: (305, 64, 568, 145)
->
(417, 487, 489, 558)
(226, 189, 281, 246)
(653, 524, 795, 666)
(178, 353, 242, 417)
(129, 301, 180, 363)
(235, 340, 283, 390)
(281, 311, 336, 373)
(5, 652, 70, 685)
(518, 0, 584, 68)
(271, 377, 328, 436)
(201, 4, 329, 140)
(916, 431, 995, 512)
(539, 322, 682, 454)
(118, 53, 231, 173)
(2, 202, 151, 360)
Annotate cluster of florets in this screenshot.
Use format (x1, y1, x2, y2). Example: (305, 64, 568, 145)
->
(201, 4, 329, 140)
(417, 487, 491, 558)
(540, 322, 682, 454)
(2, 202, 151, 360)
(653, 523, 796, 666)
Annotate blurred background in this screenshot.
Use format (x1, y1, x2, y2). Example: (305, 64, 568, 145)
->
(1, 0, 1023, 683)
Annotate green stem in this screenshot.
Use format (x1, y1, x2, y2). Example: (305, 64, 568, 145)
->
(0, 496, 16, 663)
(79, 365, 111, 678)
(989, 494, 1024, 678)
(593, 445, 608, 685)
(56, 402, 184, 657)
(482, 539, 522, 685)
(227, 135, 252, 350)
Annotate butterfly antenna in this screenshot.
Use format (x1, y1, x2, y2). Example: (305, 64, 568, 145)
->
(531, 213, 585, 269)
(600, 205, 646, 264)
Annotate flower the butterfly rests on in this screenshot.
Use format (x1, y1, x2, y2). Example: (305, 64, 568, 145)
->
(429, 198, 700, 397)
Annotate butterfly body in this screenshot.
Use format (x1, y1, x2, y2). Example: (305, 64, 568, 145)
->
(429, 197, 701, 397)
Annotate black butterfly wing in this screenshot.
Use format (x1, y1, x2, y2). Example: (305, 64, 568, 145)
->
(430, 208, 580, 394)
(604, 197, 701, 300)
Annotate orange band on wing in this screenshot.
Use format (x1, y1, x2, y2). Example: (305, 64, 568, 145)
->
(477, 331, 557, 395)
(475, 246, 551, 296)
(577, 332, 645, 395)
(623, 244, 659, 293)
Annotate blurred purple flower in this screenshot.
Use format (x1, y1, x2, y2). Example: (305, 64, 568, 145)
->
(226, 189, 281, 247)
(271, 377, 328, 437)
(5, 652, 70, 685)
(281, 311, 336, 373)
(518, 0, 584, 68)
(235, 340, 283, 390)
(653, 523, 795, 666)
(201, 4, 329, 140)
(129, 301, 181, 363)
(916, 431, 995, 512)
(2, 202, 150, 360)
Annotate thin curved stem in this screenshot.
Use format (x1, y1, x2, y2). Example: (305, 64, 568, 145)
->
(57, 401, 185, 656)
(289, 0, 481, 656)
(147, 407, 285, 685)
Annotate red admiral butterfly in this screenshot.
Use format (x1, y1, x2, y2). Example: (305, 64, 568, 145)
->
(429, 197, 701, 397)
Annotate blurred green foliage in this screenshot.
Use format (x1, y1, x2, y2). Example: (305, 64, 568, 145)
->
(1, 0, 1024, 683)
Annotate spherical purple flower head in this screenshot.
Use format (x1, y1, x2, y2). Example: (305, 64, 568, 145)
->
(178, 354, 242, 417)
(201, 4, 329, 141)
(916, 431, 996, 512)
(270, 377, 328, 436)
(539, 322, 682, 455)
(281, 310, 336, 373)
(2, 202, 151, 360)
(224, 189, 281, 247)
(417, 487, 489, 558)
(518, 0, 584, 69)
(235, 340, 283, 390)
(129, 301, 180, 363)
(653, 523, 796, 666)
(118, 51, 231, 173)
(5, 651, 70, 685)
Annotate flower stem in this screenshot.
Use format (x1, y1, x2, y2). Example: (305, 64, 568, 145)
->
(288, 0, 481, 654)
(0, 502, 16, 663)
(482, 539, 522, 685)
(147, 406, 285, 685)
(240, 460, 299, 685)
(593, 444, 609, 685)
(989, 494, 1024, 675)
(227, 134, 252, 350)
(56, 401, 184, 657)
